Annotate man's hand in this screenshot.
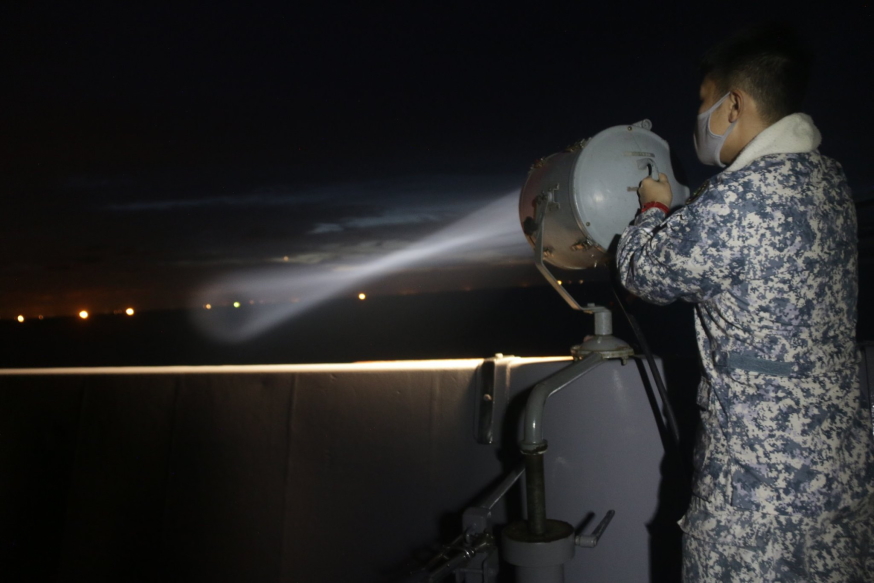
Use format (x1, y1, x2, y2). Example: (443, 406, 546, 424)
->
(637, 173, 673, 207)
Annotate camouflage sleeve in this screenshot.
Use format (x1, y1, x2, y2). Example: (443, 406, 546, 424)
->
(616, 192, 746, 305)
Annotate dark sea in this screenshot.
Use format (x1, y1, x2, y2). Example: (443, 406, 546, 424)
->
(2, 274, 872, 370)
(0, 283, 691, 367)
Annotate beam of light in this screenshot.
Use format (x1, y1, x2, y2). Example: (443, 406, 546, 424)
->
(191, 191, 528, 342)
(358, 293, 366, 300)
(17, 315, 24, 323)
(125, 308, 135, 316)
(79, 310, 89, 319)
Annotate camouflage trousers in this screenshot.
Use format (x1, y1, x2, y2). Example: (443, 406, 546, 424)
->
(681, 496, 874, 582)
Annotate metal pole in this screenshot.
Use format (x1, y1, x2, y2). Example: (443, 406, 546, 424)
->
(520, 353, 603, 452)
(523, 453, 547, 536)
(476, 462, 525, 510)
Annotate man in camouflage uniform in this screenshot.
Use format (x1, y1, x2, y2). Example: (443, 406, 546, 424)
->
(617, 25, 874, 581)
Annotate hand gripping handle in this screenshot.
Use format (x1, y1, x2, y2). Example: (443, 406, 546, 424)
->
(638, 158, 660, 181)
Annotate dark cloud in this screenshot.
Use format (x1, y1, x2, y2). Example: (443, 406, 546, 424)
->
(0, 168, 529, 316)
(2, 2, 871, 319)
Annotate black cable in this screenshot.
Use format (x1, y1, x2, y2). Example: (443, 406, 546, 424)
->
(610, 285, 682, 447)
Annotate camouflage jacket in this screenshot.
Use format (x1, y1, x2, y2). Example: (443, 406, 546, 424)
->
(617, 114, 874, 520)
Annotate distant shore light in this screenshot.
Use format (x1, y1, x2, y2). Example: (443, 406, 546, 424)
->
(79, 310, 89, 319)
(358, 293, 366, 300)
(233, 301, 241, 308)
(17, 315, 24, 323)
(204, 304, 212, 310)
(125, 308, 135, 316)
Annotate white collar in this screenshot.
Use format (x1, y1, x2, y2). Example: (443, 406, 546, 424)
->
(725, 113, 822, 172)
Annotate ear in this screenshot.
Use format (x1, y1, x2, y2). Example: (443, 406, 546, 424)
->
(727, 90, 743, 123)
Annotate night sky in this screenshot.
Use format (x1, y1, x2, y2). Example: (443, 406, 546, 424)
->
(3, 3, 872, 322)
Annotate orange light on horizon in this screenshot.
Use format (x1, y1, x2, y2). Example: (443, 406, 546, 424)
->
(17, 315, 24, 323)
(125, 308, 135, 316)
(204, 304, 212, 310)
(358, 293, 366, 300)
(79, 310, 89, 319)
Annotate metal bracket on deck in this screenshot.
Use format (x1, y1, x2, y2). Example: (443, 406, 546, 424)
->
(475, 358, 497, 444)
(475, 354, 513, 445)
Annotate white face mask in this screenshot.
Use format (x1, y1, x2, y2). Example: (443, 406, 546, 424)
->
(693, 92, 737, 167)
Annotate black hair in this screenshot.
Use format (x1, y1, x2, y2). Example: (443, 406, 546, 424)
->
(701, 23, 813, 124)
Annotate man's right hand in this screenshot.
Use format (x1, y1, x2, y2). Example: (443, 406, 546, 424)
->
(637, 173, 673, 207)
